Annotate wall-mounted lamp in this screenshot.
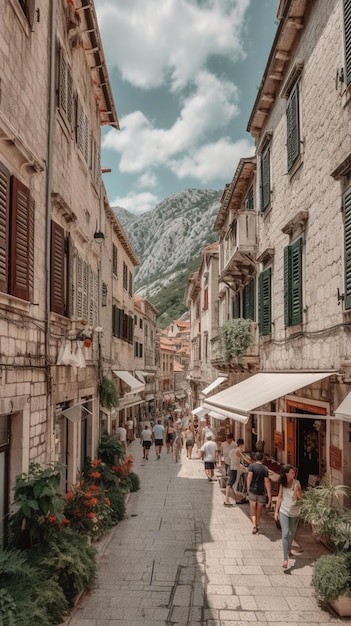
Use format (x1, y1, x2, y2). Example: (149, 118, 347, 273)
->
(94, 221, 105, 244)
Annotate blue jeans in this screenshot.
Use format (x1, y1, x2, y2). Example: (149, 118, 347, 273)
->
(279, 511, 299, 560)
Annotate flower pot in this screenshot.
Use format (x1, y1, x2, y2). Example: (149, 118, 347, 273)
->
(329, 595, 351, 617)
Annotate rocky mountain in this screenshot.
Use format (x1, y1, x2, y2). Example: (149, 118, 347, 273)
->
(113, 188, 221, 326)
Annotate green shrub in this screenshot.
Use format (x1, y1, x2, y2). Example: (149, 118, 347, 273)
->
(127, 471, 140, 492)
(100, 376, 119, 409)
(98, 432, 124, 466)
(31, 528, 96, 603)
(0, 548, 68, 625)
(312, 553, 351, 601)
(7, 463, 64, 550)
(108, 487, 126, 523)
(218, 318, 254, 363)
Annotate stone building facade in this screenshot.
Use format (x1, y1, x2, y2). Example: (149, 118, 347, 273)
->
(0, 0, 145, 541)
(188, 0, 351, 487)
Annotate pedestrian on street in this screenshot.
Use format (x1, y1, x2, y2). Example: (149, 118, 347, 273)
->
(140, 424, 152, 460)
(116, 422, 127, 453)
(221, 433, 237, 475)
(200, 433, 217, 481)
(126, 418, 134, 445)
(246, 452, 272, 534)
(152, 419, 165, 459)
(223, 438, 250, 506)
(274, 465, 302, 568)
(184, 425, 195, 459)
(165, 420, 176, 454)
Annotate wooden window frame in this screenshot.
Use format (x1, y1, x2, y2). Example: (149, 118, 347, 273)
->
(286, 83, 301, 172)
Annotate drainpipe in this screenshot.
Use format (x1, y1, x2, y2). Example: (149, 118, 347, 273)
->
(45, 0, 57, 462)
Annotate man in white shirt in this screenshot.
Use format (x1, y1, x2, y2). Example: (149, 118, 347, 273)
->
(200, 434, 217, 481)
(221, 433, 237, 475)
(116, 423, 127, 453)
(152, 420, 165, 459)
(140, 425, 152, 460)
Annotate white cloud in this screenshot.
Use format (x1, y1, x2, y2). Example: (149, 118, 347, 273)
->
(95, 0, 251, 90)
(112, 191, 159, 215)
(168, 137, 254, 182)
(102, 71, 240, 173)
(137, 171, 158, 189)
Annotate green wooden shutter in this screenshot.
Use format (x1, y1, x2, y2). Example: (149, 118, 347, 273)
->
(258, 268, 271, 336)
(284, 240, 302, 326)
(232, 295, 240, 318)
(344, 0, 351, 85)
(0, 162, 10, 293)
(290, 239, 303, 325)
(286, 84, 300, 171)
(243, 279, 255, 320)
(51, 221, 65, 316)
(10, 177, 31, 300)
(344, 188, 351, 308)
(260, 145, 270, 211)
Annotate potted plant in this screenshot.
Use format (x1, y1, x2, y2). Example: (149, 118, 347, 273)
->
(311, 553, 351, 616)
(218, 318, 254, 363)
(300, 477, 351, 616)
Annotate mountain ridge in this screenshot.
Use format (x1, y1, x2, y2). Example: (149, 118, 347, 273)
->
(113, 188, 221, 325)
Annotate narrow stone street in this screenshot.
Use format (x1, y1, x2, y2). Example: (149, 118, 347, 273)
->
(64, 440, 344, 625)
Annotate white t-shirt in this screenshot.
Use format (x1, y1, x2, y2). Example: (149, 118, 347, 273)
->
(141, 428, 152, 442)
(116, 426, 127, 442)
(201, 440, 217, 462)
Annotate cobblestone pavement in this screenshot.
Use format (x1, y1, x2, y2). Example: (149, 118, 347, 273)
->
(63, 440, 345, 626)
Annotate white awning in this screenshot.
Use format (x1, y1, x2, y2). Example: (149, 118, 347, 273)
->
(191, 406, 208, 417)
(335, 392, 351, 423)
(203, 372, 334, 418)
(208, 409, 248, 424)
(135, 371, 145, 383)
(113, 370, 145, 394)
(201, 376, 227, 396)
(61, 404, 92, 423)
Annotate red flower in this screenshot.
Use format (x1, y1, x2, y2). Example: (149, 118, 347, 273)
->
(86, 512, 96, 519)
(91, 459, 101, 468)
(63, 518, 71, 524)
(90, 472, 101, 479)
(103, 498, 110, 506)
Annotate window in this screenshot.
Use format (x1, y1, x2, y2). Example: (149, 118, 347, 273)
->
(139, 318, 143, 329)
(112, 244, 118, 276)
(76, 98, 89, 163)
(232, 295, 240, 319)
(245, 185, 254, 210)
(260, 143, 271, 212)
(203, 286, 208, 311)
(284, 239, 303, 326)
(243, 279, 255, 321)
(112, 306, 133, 343)
(0, 162, 34, 301)
(344, 0, 351, 85)
(51, 222, 67, 316)
(343, 188, 351, 308)
(135, 342, 143, 358)
(258, 268, 271, 336)
(129, 271, 133, 296)
(18, 0, 35, 27)
(286, 83, 300, 171)
(58, 47, 73, 128)
(123, 262, 128, 290)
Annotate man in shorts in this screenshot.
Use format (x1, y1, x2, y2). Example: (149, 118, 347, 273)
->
(152, 420, 165, 459)
(200, 433, 217, 481)
(140, 424, 152, 460)
(247, 452, 272, 534)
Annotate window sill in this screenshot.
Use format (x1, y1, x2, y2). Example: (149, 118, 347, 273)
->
(259, 334, 272, 344)
(288, 154, 303, 180)
(0, 292, 31, 313)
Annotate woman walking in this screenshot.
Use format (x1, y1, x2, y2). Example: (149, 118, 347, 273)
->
(274, 465, 302, 568)
(184, 425, 195, 459)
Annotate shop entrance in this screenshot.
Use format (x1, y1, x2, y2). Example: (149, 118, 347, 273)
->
(287, 399, 327, 487)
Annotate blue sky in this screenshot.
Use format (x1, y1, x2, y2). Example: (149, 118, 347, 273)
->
(95, 0, 279, 214)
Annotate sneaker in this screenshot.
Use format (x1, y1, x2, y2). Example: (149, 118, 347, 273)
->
(252, 526, 258, 534)
(223, 502, 233, 507)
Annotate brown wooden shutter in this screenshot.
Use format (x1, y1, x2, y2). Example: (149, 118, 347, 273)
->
(0, 161, 10, 293)
(51, 221, 65, 315)
(10, 177, 31, 300)
(28, 195, 35, 302)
